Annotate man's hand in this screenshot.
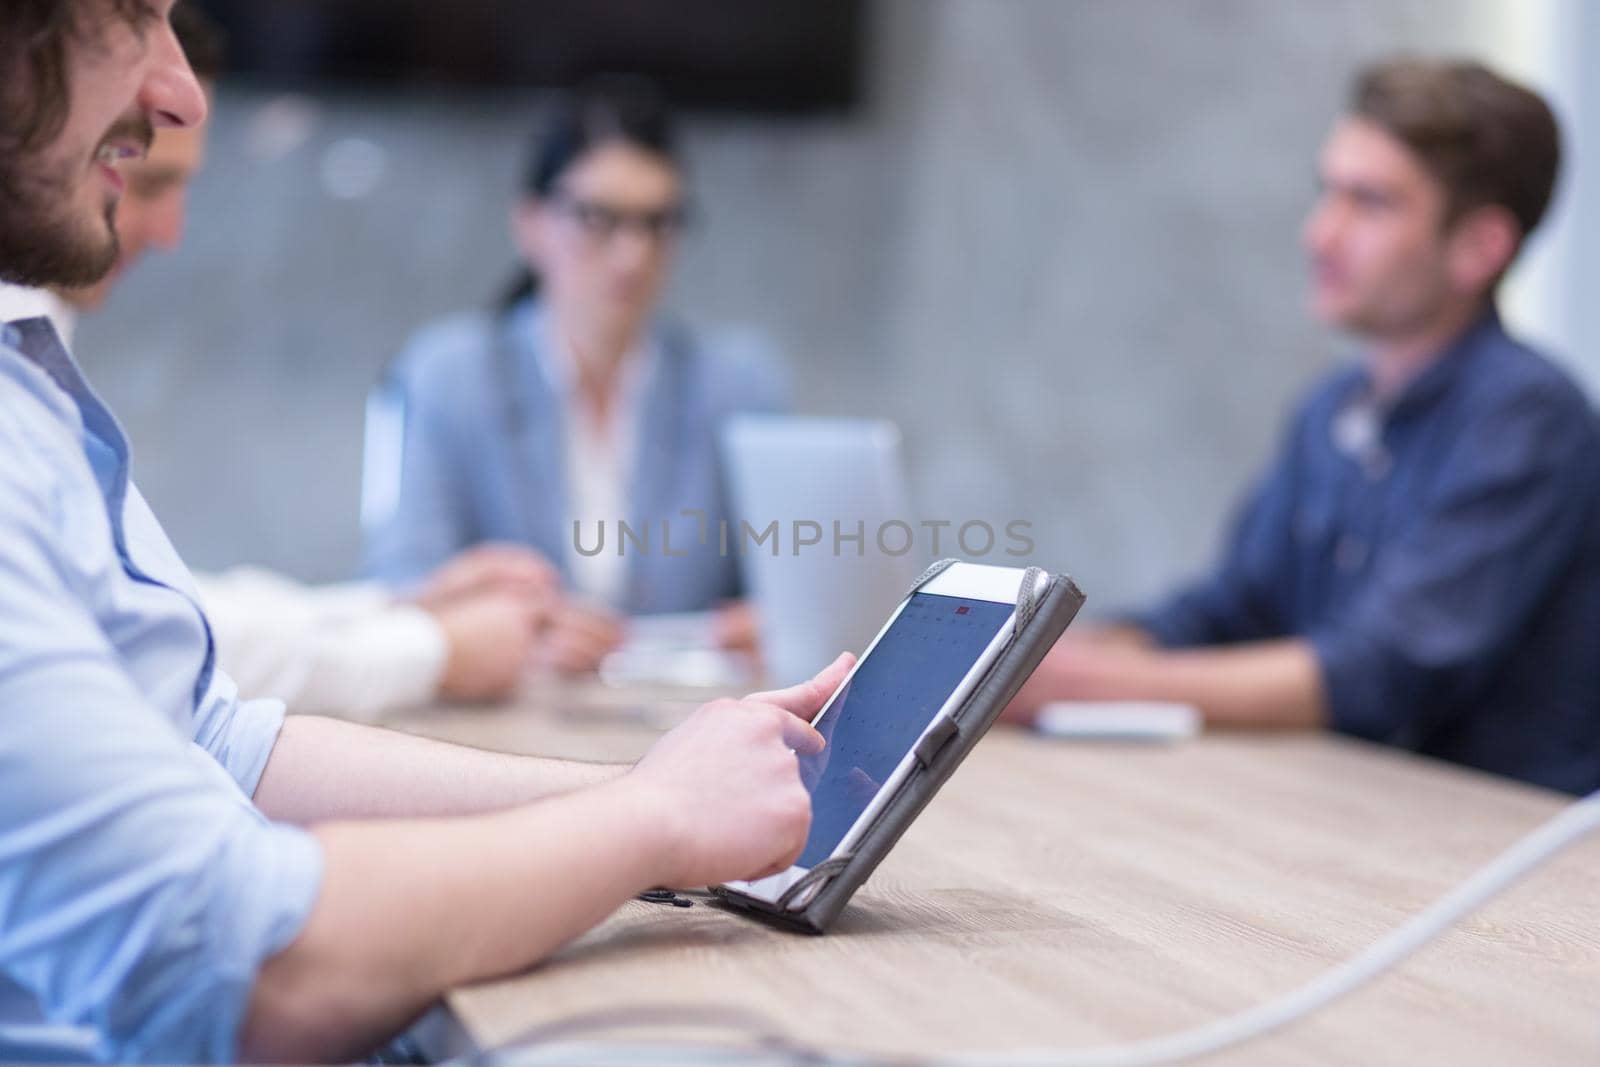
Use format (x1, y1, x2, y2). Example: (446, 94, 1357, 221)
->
(621, 654, 853, 886)
(432, 592, 540, 702)
(711, 599, 761, 654)
(1001, 639, 1125, 725)
(535, 601, 626, 675)
(415, 545, 559, 698)
(413, 544, 558, 614)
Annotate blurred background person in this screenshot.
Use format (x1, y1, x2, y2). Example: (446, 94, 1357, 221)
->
(361, 75, 787, 674)
(0, 6, 557, 717)
(1005, 58, 1600, 796)
(80, 2, 1600, 719)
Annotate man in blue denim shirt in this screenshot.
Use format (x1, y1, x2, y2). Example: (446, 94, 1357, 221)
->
(0, 3, 851, 1061)
(1008, 58, 1600, 795)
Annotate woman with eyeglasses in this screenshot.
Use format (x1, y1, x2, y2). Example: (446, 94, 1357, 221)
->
(364, 76, 786, 673)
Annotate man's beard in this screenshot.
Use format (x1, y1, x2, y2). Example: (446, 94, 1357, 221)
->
(0, 156, 119, 290)
(0, 116, 152, 291)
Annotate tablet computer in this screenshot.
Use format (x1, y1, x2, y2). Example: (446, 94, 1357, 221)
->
(719, 561, 1047, 910)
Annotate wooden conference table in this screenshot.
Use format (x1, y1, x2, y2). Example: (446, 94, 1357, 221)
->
(390, 678, 1599, 1066)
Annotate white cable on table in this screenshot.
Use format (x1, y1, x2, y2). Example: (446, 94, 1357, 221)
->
(478, 790, 1600, 1067)
(955, 789, 1600, 1066)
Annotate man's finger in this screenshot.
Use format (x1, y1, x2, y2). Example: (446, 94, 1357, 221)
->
(747, 652, 855, 717)
(549, 603, 623, 638)
(779, 715, 827, 756)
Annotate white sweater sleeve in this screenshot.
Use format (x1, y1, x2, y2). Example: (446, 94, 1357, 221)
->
(193, 567, 448, 721)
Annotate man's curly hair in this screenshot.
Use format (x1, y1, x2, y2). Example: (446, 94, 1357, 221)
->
(0, 0, 159, 155)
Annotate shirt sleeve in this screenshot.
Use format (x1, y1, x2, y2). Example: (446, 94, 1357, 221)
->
(0, 473, 323, 1063)
(258, 605, 446, 722)
(1307, 385, 1600, 742)
(197, 568, 393, 623)
(291, 603, 448, 719)
(194, 570, 447, 720)
(1135, 418, 1303, 647)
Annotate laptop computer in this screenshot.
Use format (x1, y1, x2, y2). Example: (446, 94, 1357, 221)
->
(721, 416, 924, 685)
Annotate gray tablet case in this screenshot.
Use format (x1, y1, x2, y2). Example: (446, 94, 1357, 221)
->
(709, 559, 1086, 934)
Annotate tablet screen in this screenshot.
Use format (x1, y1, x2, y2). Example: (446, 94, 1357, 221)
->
(795, 592, 1014, 868)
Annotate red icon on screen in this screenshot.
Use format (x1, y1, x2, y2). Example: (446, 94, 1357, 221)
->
(955, 606, 970, 615)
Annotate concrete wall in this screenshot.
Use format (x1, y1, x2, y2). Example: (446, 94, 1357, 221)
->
(80, 0, 1583, 612)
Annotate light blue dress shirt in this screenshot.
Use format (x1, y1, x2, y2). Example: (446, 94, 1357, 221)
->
(0, 319, 324, 1062)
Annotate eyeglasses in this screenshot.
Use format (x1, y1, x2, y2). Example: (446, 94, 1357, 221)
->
(548, 195, 690, 244)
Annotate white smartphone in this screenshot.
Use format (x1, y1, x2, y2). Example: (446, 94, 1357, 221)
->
(720, 562, 1047, 909)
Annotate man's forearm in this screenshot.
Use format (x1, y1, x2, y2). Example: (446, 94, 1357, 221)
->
(242, 662, 853, 1062)
(1017, 637, 1328, 729)
(254, 715, 623, 825)
(1135, 640, 1328, 727)
(1071, 621, 1156, 651)
(1095, 639, 1328, 728)
(242, 778, 663, 1063)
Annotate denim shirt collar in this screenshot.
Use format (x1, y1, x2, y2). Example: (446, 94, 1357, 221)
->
(1347, 302, 1504, 427)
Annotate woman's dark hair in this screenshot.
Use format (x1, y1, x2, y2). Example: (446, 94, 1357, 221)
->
(497, 74, 682, 311)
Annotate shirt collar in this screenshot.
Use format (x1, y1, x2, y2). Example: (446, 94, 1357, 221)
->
(4, 315, 92, 398)
(528, 301, 658, 418)
(1349, 302, 1504, 426)
(0, 283, 78, 350)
